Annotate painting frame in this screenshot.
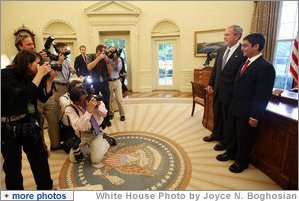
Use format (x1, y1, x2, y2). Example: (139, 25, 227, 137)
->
(194, 29, 225, 57)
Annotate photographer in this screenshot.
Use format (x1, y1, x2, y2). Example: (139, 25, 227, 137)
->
(14, 33, 62, 151)
(52, 42, 75, 99)
(65, 87, 115, 164)
(1, 50, 56, 189)
(107, 46, 126, 121)
(87, 44, 112, 127)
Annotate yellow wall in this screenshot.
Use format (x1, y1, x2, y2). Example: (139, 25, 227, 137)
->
(1, 1, 254, 92)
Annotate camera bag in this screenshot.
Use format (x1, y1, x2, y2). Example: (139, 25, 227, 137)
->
(59, 104, 81, 153)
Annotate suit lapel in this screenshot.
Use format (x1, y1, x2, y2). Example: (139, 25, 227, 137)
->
(223, 44, 242, 71)
(217, 48, 226, 72)
(235, 56, 264, 82)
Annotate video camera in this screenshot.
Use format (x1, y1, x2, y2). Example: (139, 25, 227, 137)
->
(44, 36, 71, 61)
(104, 48, 123, 59)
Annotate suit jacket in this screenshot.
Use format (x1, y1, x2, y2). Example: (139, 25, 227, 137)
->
(230, 56, 275, 120)
(74, 54, 89, 77)
(209, 44, 246, 103)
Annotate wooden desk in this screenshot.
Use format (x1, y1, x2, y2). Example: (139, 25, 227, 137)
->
(202, 91, 298, 189)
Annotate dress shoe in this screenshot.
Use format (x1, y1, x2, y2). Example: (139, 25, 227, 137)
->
(120, 116, 125, 121)
(108, 114, 114, 120)
(103, 134, 117, 146)
(105, 120, 112, 127)
(216, 151, 234, 161)
(214, 142, 226, 151)
(229, 162, 248, 173)
(50, 145, 63, 151)
(203, 135, 219, 142)
(100, 122, 107, 130)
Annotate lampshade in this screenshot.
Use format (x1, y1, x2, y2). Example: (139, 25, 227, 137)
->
(1, 54, 10, 69)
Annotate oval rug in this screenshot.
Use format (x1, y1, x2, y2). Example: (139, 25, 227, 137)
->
(59, 131, 191, 190)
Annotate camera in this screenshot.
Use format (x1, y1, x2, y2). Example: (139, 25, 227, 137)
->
(39, 61, 62, 71)
(104, 48, 123, 59)
(44, 36, 71, 61)
(87, 94, 104, 102)
(82, 76, 104, 102)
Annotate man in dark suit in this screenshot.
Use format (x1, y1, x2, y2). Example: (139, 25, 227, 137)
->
(87, 44, 112, 127)
(216, 33, 275, 173)
(74, 45, 89, 77)
(203, 25, 247, 151)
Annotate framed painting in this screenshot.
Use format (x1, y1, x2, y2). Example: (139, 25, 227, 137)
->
(194, 29, 225, 57)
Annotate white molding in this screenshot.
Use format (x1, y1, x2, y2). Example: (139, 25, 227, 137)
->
(151, 18, 180, 37)
(42, 19, 76, 38)
(84, 1, 141, 16)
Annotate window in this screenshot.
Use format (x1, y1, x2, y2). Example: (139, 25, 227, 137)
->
(104, 38, 128, 85)
(273, 1, 298, 89)
(158, 43, 174, 85)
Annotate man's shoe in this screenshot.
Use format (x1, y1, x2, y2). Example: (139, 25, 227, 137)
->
(216, 151, 234, 161)
(120, 116, 125, 121)
(103, 134, 117, 146)
(108, 114, 114, 120)
(203, 135, 219, 142)
(100, 121, 107, 130)
(214, 142, 226, 151)
(105, 120, 112, 127)
(229, 162, 248, 173)
(50, 145, 63, 151)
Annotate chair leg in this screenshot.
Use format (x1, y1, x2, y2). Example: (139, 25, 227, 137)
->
(191, 101, 195, 116)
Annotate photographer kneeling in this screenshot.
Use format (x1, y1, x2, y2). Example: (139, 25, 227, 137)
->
(65, 87, 116, 164)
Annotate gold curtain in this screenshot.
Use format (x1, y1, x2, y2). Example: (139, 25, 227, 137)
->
(251, 1, 281, 62)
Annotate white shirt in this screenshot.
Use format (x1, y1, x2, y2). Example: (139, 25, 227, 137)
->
(65, 102, 107, 134)
(246, 53, 262, 67)
(59, 93, 72, 125)
(224, 42, 241, 62)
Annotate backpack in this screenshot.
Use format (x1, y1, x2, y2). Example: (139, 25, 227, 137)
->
(59, 104, 81, 154)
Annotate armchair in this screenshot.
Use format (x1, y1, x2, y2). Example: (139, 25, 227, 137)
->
(191, 81, 205, 116)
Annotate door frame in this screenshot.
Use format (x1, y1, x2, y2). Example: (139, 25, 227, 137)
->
(100, 32, 131, 90)
(152, 37, 178, 90)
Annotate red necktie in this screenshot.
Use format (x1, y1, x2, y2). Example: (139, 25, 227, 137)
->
(240, 60, 250, 75)
(83, 54, 87, 63)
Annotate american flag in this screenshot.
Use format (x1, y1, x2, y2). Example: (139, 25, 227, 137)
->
(290, 32, 298, 87)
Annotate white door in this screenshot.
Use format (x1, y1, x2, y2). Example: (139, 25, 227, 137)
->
(101, 32, 131, 90)
(153, 38, 177, 90)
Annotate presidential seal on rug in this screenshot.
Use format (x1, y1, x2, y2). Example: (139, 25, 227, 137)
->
(59, 132, 191, 190)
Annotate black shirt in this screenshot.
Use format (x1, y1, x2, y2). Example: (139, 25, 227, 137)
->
(89, 54, 110, 81)
(1, 68, 53, 117)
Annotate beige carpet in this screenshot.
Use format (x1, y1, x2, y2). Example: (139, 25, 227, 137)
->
(0, 98, 281, 190)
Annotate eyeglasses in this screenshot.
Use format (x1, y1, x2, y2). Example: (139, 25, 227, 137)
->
(241, 44, 251, 48)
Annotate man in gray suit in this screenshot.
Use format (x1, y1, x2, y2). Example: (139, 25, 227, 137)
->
(203, 25, 247, 151)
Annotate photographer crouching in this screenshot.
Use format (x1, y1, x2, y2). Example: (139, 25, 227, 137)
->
(65, 87, 116, 164)
(1, 50, 57, 189)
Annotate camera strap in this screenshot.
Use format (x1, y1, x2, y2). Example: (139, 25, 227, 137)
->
(60, 104, 82, 138)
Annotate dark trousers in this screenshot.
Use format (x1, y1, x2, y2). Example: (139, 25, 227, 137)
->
(120, 76, 128, 93)
(226, 114, 258, 166)
(212, 98, 230, 143)
(1, 123, 53, 190)
(94, 80, 110, 122)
